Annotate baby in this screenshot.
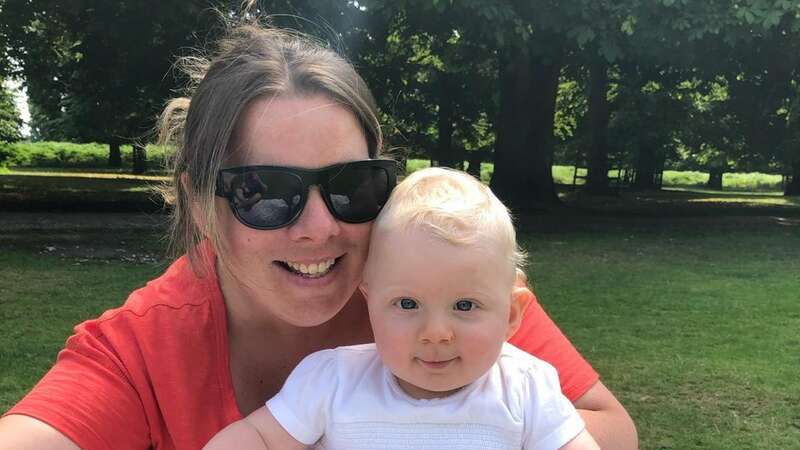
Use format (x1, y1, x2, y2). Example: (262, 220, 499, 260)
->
(204, 167, 599, 450)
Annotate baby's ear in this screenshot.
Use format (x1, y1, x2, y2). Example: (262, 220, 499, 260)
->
(506, 284, 533, 339)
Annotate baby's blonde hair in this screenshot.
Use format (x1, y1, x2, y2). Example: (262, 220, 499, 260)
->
(372, 167, 526, 272)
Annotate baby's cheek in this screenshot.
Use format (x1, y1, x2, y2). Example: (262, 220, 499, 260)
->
(462, 328, 505, 363)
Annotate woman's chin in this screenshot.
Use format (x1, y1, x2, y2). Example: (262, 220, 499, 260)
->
(279, 297, 352, 328)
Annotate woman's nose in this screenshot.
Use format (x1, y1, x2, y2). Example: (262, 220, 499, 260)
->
(287, 186, 341, 242)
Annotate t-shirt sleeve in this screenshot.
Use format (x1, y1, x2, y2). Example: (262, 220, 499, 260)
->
(522, 361, 586, 450)
(508, 289, 599, 402)
(265, 349, 338, 446)
(4, 327, 151, 450)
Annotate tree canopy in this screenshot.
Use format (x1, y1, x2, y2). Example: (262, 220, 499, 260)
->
(0, 80, 22, 143)
(1, 0, 798, 195)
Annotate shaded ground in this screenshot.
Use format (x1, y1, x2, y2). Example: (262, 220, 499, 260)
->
(1, 212, 168, 263)
(0, 171, 167, 212)
(2, 170, 799, 260)
(3, 209, 798, 265)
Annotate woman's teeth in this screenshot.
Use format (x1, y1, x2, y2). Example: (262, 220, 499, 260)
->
(285, 259, 336, 277)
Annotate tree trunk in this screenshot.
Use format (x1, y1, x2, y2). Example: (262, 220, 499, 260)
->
(108, 141, 122, 167)
(585, 60, 611, 195)
(707, 168, 724, 190)
(633, 145, 657, 190)
(132, 142, 147, 174)
(466, 151, 483, 179)
(785, 160, 800, 196)
(490, 44, 562, 209)
(435, 73, 461, 169)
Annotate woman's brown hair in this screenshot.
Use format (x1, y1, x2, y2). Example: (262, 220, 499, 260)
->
(158, 16, 383, 273)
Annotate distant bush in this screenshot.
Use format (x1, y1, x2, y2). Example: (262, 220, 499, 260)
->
(404, 159, 495, 183)
(403, 160, 786, 192)
(404, 158, 430, 175)
(0, 144, 10, 168)
(661, 170, 783, 191)
(662, 170, 708, 187)
(1, 141, 170, 170)
(553, 165, 576, 184)
(722, 172, 784, 191)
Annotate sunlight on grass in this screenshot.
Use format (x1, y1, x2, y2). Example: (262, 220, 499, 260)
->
(406, 160, 788, 192)
(662, 187, 785, 196)
(7, 169, 168, 181)
(2, 223, 798, 449)
(687, 196, 799, 206)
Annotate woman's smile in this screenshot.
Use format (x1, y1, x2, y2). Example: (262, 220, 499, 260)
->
(278, 256, 341, 278)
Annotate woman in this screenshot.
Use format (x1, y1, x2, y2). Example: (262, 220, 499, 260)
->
(0, 20, 637, 450)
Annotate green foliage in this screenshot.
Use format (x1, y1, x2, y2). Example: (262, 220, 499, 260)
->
(406, 160, 784, 191)
(721, 172, 785, 192)
(661, 170, 708, 187)
(4, 1, 800, 192)
(0, 81, 22, 144)
(1, 0, 227, 143)
(0, 141, 169, 169)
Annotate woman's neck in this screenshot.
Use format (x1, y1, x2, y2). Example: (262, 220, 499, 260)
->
(229, 296, 372, 415)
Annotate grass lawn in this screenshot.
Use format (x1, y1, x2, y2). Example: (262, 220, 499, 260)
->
(405, 159, 788, 192)
(0, 248, 166, 409)
(521, 224, 800, 449)
(1, 169, 799, 449)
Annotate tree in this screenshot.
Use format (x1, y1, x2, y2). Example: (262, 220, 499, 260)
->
(0, 80, 22, 143)
(2, 0, 232, 172)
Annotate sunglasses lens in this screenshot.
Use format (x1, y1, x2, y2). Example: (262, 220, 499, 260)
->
(228, 170, 304, 228)
(326, 165, 391, 222)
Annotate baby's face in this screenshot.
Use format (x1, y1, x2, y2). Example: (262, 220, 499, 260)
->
(361, 227, 517, 399)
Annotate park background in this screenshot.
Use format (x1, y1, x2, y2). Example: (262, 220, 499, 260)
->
(0, 1, 799, 449)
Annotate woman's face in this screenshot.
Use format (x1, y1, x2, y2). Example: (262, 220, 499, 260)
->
(217, 95, 372, 328)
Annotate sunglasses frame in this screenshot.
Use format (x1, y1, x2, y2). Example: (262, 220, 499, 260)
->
(215, 159, 397, 230)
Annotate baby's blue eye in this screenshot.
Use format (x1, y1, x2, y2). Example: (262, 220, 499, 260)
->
(454, 300, 476, 311)
(398, 298, 419, 310)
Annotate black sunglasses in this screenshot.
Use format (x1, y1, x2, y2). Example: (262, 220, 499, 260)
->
(215, 159, 397, 230)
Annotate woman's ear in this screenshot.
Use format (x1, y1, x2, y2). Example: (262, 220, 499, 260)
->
(182, 172, 209, 234)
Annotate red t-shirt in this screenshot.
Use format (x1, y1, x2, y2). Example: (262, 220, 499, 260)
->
(5, 252, 598, 450)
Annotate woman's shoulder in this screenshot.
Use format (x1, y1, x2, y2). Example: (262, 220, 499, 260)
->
(76, 254, 226, 346)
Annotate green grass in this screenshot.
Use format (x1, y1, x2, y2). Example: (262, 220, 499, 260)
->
(0, 248, 166, 409)
(0, 142, 788, 192)
(405, 159, 786, 192)
(0, 141, 170, 171)
(2, 216, 798, 449)
(520, 226, 800, 449)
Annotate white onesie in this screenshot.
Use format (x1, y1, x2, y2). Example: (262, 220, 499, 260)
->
(267, 342, 585, 450)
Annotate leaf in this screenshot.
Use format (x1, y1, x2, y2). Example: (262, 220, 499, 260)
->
(599, 41, 623, 63)
(570, 25, 596, 47)
(763, 10, 783, 29)
(621, 16, 637, 35)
